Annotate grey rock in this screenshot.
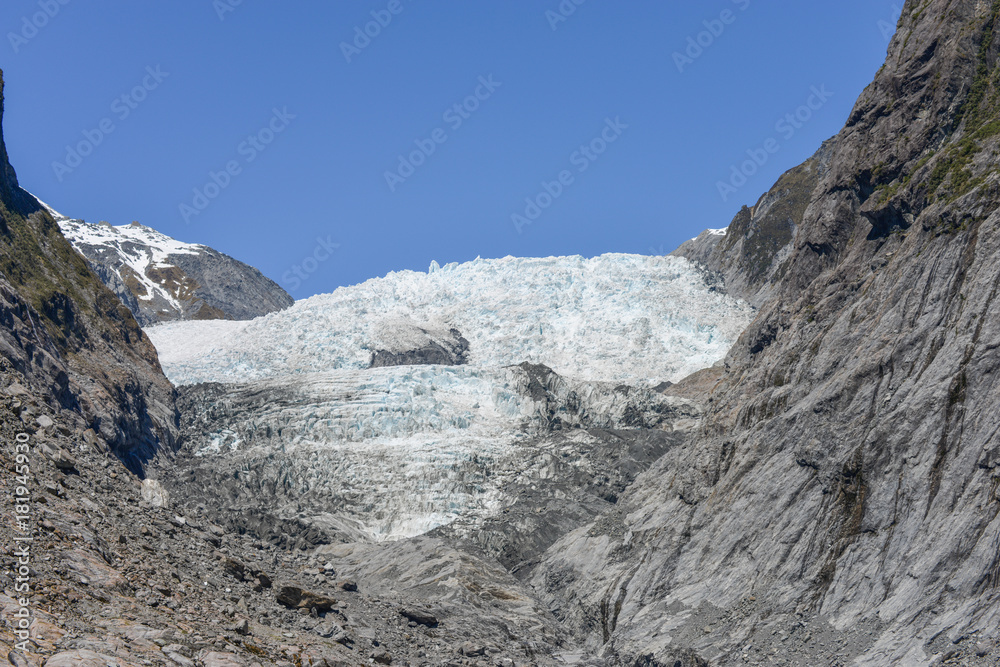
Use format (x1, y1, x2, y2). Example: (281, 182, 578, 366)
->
(370, 649, 392, 665)
(162, 648, 196, 667)
(459, 642, 486, 657)
(315, 621, 343, 638)
(368, 317, 470, 368)
(58, 219, 293, 326)
(400, 607, 439, 628)
(200, 653, 246, 667)
(43, 650, 122, 667)
(4, 382, 27, 396)
(40, 442, 76, 470)
(140, 478, 170, 507)
(219, 555, 248, 581)
(7, 651, 31, 667)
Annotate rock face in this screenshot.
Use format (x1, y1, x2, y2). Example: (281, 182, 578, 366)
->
(531, 1, 1000, 664)
(368, 317, 470, 367)
(0, 69, 176, 473)
(56, 217, 293, 326)
(673, 138, 837, 305)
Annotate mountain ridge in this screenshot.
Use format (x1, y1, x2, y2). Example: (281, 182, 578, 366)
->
(51, 213, 293, 326)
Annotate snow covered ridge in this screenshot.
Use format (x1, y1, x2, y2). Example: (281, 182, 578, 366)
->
(58, 218, 204, 309)
(147, 253, 755, 386)
(40, 200, 293, 325)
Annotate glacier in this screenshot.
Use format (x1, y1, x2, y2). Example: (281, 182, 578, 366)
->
(147, 253, 752, 386)
(147, 253, 754, 541)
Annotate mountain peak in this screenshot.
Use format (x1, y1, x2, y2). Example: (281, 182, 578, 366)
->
(56, 216, 294, 325)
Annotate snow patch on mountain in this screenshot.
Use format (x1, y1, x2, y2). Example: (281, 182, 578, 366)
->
(57, 218, 203, 310)
(147, 253, 755, 386)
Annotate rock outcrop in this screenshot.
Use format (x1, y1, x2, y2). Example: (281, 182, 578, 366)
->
(673, 138, 837, 305)
(368, 317, 470, 367)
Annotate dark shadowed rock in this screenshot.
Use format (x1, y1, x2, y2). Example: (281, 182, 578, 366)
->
(275, 583, 336, 612)
(399, 607, 439, 627)
(673, 138, 837, 306)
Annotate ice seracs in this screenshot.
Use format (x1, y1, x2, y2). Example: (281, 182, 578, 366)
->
(147, 253, 755, 386)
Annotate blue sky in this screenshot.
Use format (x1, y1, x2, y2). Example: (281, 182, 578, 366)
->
(1, 1, 902, 298)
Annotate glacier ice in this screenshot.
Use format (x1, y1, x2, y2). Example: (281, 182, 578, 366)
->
(150, 253, 756, 541)
(175, 364, 704, 542)
(147, 253, 754, 386)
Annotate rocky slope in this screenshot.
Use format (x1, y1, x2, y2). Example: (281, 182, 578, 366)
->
(54, 217, 292, 326)
(0, 70, 176, 474)
(530, 1, 1000, 664)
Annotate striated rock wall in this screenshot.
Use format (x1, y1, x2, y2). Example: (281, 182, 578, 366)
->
(534, 1, 1000, 664)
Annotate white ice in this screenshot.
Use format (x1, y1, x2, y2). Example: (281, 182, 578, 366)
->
(147, 253, 754, 387)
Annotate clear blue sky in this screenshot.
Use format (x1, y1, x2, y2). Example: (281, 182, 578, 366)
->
(1, 0, 901, 298)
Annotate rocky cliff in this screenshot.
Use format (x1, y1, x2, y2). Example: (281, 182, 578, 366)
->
(0, 70, 176, 473)
(531, 1, 1000, 664)
(55, 217, 293, 326)
(673, 139, 837, 305)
